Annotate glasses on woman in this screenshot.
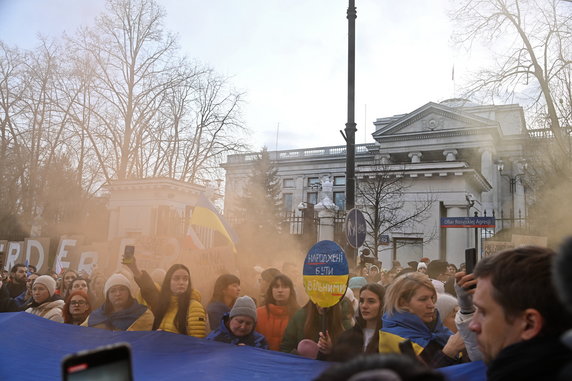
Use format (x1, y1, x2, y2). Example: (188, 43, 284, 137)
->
(70, 300, 87, 306)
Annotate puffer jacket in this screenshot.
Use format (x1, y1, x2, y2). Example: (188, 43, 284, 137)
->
(206, 313, 269, 349)
(26, 299, 65, 323)
(134, 270, 207, 337)
(256, 304, 290, 351)
(157, 295, 207, 338)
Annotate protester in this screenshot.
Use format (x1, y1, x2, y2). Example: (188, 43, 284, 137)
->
(13, 272, 38, 308)
(554, 237, 572, 379)
(25, 275, 64, 323)
(58, 269, 78, 300)
(63, 290, 91, 325)
(427, 260, 448, 294)
(82, 273, 153, 331)
(367, 265, 381, 283)
(467, 246, 572, 380)
(280, 300, 351, 359)
(379, 272, 464, 367)
(330, 283, 385, 361)
(207, 274, 241, 327)
(89, 271, 107, 308)
(70, 277, 89, 294)
(417, 262, 427, 274)
(446, 263, 458, 277)
(256, 274, 300, 350)
(314, 353, 445, 381)
(3, 263, 27, 298)
(206, 296, 269, 349)
(128, 261, 207, 337)
(435, 293, 459, 333)
(348, 276, 368, 300)
(257, 267, 281, 306)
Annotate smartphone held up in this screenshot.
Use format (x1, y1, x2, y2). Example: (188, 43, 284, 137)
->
(122, 245, 135, 265)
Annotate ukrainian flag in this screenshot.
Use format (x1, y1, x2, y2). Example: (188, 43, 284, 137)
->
(189, 194, 238, 251)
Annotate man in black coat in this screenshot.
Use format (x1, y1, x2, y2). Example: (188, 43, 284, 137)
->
(468, 246, 572, 381)
(2, 263, 27, 298)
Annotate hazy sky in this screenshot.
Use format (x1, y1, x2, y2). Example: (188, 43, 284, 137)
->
(0, 0, 487, 151)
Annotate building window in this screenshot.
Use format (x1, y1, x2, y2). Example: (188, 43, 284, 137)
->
(307, 177, 320, 187)
(283, 193, 293, 211)
(334, 192, 345, 210)
(334, 176, 346, 186)
(283, 178, 294, 188)
(307, 192, 318, 205)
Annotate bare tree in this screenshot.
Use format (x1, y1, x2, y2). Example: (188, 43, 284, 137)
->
(356, 165, 434, 253)
(450, 0, 572, 155)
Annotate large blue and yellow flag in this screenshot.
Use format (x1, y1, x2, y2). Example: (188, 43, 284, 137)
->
(189, 194, 238, 250)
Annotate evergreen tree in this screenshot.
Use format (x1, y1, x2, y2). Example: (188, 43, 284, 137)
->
(236, 148, 283, 250)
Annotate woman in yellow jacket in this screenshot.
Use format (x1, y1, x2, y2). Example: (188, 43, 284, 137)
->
(128, 260, 207, 337)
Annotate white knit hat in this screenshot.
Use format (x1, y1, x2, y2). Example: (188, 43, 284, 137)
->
(34, 275, 56, 297)
(230, 296, 257, 322)
(104, 273, 132, 296)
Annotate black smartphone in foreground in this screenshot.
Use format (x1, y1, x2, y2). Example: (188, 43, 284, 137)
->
(62, 343, 133, 381)
(465, 248, 477, 274)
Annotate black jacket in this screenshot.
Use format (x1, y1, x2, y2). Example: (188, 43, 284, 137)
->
(488, 335, 572, 381)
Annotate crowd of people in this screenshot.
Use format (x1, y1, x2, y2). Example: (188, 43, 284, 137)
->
(2, 239, 572, 380)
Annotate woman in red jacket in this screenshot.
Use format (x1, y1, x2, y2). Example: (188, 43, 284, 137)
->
(256, 274, 299, 350)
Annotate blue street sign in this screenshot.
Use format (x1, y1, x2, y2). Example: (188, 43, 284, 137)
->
(378, 234, 390, 245)
(440, 217, 496, 228)
(345, 208, 367, 248)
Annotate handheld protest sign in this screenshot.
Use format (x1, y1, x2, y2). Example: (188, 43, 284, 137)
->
(303, 240, 349, 308)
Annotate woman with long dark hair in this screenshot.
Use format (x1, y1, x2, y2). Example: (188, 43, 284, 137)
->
(280, 300, 351, 359)
(127, 260, 207, 337)
(256, 274, 300, 350)
(330, 283, 385, 361)
(206, 274, 241, 328)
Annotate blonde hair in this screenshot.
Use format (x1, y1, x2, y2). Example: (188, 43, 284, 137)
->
(383, 272, 436, 316)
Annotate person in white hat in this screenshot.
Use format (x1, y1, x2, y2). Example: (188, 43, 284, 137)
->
(25, 275, 65, 323)
(82, 273, 153, 331)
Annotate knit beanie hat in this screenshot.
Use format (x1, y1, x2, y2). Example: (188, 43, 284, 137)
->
(229, 296, 257, 322)
(104, 273, 132, 296)
(348, 276, 368, 290)
(417, 262, 427, 271)
(436, 293, 458, 320)
(34, 275, 56, 296)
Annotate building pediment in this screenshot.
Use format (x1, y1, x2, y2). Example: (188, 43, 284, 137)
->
(372, 102, 502, 141)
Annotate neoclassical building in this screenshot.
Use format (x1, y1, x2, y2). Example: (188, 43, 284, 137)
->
(222, 100, 530, 266)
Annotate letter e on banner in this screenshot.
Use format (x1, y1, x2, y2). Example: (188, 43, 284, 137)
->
(55, 239, 77, 273)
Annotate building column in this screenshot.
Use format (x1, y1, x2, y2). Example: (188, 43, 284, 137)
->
(479, 147, 495, 215)
(444, 203, 469, 266)
(408, 152, 422, 163)
(443, 149, 458, 162)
